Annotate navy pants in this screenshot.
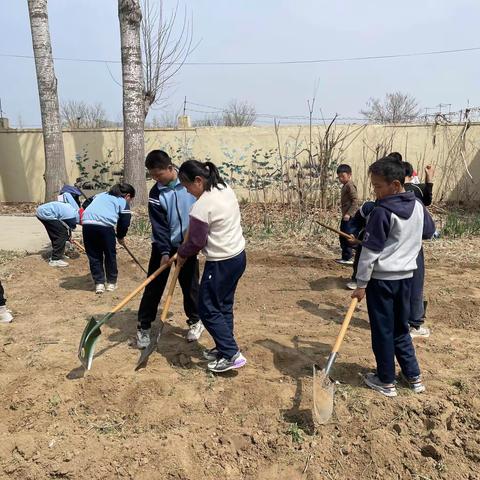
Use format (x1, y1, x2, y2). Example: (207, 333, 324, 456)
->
(366, 278, 420, 384)
(138, 246, 200, 330)
(38, 218, 70, 260)
(0, 280, 5, 307)
(339, 218, 356, 260)
(199, 251, 246, 359)
(409, 248, 425, 328)
(83, 224, 118, 284)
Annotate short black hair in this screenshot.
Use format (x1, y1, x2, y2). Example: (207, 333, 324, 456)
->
(403, 161, 414, 177)
(387, 152, 403, 162)
(145, 150, 172, 170)
(108, 183, 136, 198)
(336, 164, 352, 175)
(369, 156, 405, 185)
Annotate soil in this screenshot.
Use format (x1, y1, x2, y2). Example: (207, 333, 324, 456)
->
(0, 236, 479, 480)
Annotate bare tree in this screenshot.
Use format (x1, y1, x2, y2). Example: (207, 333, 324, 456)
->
(141, 0, 194, 118)
(361, 92, 420, 124)
(223, 99, 257, 126)
(60, 100, 109, 128)
(118, 0, 147, 205)
(192, 113, 223, 127)
(27, 0, 68, 201)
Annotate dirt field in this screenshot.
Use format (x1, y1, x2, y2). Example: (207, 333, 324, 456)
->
(0, 235, 479, 480)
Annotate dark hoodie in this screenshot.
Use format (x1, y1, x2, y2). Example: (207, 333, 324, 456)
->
(356, 191, 435, 287)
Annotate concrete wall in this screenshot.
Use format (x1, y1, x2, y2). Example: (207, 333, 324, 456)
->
(1, 123, 479, 203)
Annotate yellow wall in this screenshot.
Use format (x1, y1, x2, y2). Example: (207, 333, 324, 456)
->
(1, 123, 479, 203)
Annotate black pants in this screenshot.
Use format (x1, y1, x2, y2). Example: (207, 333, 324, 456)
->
(366, 278, 420, 384)
(38, 218, 70, 260)
(199, 251, 246, 359)
(82, 224, 118, 284)
(339, 218, 356, 260)
(137, 246, 200, 330)
(409, 248, 426, 328)
(0, 280, 6, 307)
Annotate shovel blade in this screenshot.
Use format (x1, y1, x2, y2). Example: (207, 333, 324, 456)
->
(78, 317, 102, 370)
(312, 365, 334, 425)
(135, 333, 159, 371)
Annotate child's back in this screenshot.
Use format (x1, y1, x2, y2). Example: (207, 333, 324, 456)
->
(82, 192, 129, 228)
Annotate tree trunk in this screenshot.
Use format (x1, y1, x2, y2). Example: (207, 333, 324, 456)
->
(27, 0, 68, 202)
(118, 0, 147, 206)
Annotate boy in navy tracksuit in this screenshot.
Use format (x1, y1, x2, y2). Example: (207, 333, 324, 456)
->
(403, 158, 434, 338)
(36, 188, 81, 267)
(82, 183, 135, 294)
(352, 156, 435, 397)
(136, 150, 202, 349)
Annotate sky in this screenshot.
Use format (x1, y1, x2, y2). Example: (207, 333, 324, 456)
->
(1, 0, 480, 127)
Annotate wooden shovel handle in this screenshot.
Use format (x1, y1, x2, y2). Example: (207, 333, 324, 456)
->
(316, 220, 354, 241)
(331, 298, 358, 354)
(71, 239, 86, 253)
(111, 254, 177, 314)
(160, 262, 182, 322)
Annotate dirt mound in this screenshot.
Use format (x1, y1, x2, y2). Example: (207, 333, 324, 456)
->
(0, 238, 479, 479)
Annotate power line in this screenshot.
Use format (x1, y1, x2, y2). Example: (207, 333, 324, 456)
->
(1, 45, 480, 66)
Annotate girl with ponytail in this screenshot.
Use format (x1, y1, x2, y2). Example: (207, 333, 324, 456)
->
(177, 160, 247, 373)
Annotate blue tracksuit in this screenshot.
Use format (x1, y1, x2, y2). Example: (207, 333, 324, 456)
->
(82, 192, 132, 285)
(357, 192, 435, 383)
(137, 178, 200, 329)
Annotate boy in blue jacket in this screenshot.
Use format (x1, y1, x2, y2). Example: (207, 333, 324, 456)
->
(36, 189, 81, 267)
(136, 150, 202, 349)
(351, 156, 435, 397)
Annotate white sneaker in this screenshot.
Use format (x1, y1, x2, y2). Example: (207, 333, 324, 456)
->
(0, 306, 13, 323)
(409, 326, 430, 338)
(105, 283, 117, 292)
(136, 328, 151, 349)
(186, 321, 205, 342)
(95, 284, 105, 294)
(346, 281, 357, 290)
(335, 258, 354, 266)
(49, 259, 69, 267)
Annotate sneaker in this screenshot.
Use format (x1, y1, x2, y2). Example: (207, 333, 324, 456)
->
(136, 328, 151, 349)
(95, 284, 105, 294)
(363, 372, 398, 397)
(105, 283, 117, 292)
(202, 347, 220, 361)
(409, 326, 430, 338)
(403, 374, 426, 394)
(186, 321, 205, 342)
(346, 281, 357, 290)
(207, 352, 247, 373)
(0, 306, 13, 324)
(49, 259, 69, 267)
(335, 258, 354, 266)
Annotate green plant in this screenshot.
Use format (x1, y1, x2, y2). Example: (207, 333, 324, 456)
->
(287, 423, 304, 444)
(442, 210, 480, 237)
(75, 147, 122, 190)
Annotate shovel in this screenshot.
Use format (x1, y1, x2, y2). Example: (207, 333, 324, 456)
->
(315, 220, 355, 241)
(70, 238, 86, 253)
(121, 241, 148, 274)
(135, 260, 182, 370)
(77, 255, 177, 370)
(312, 297, 358, 425)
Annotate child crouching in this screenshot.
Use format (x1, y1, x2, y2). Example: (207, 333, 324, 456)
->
(82, 183, 135, 294)
(351, 156, 435, 397)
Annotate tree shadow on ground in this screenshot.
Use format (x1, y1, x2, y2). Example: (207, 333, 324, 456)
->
(309, 276, 350, 291)
(59, 273, 93, 291)
(297, 299, 369, 330)
(256, 337, 368, 434)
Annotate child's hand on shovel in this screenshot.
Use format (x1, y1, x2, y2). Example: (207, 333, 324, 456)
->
(351, 287, 366, 302)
